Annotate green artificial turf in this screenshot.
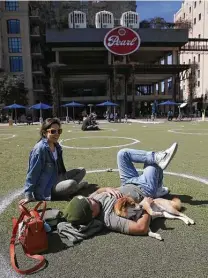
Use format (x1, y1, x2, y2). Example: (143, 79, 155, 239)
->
(0, 121, 208, 278)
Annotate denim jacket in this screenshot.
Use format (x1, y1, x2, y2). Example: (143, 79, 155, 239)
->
(24, 138, 66, 201)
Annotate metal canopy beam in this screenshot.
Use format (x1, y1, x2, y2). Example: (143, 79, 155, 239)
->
(57, 64, 189, 76)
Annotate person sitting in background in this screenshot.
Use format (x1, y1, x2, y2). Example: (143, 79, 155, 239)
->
(167, 110, 173, 121)
(81, 114, 99, 131)
(21, 118, 87, 203)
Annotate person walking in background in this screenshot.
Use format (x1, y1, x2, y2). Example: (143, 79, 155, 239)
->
(21, 118, 87, 203)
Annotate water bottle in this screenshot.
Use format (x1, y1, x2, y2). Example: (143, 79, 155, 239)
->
(44, 221, 51, 233)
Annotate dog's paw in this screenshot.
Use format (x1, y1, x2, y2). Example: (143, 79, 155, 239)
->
(188, 218, 195, 225)
(155, 234, 163, 241)
(148, 231, 163, 241)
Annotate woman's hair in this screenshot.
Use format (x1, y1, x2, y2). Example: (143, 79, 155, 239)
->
(39, 118, 61, 139)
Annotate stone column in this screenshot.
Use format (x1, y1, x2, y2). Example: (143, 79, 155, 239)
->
(172, 50, 178, 65)
(55, 51, 59, 63)
(164, 55, 168, 95)
(108, 52, 112, 65)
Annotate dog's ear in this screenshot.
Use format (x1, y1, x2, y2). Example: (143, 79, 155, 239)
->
(114, 196, 136, 217)
(126, 196, 136, 206)
(114, 197, 128, 216)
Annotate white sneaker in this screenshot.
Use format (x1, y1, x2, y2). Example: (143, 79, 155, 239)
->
(156, 186, 169, 197)
(154, 142, 178, 170)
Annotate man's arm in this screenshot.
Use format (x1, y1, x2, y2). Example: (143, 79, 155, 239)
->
(89, 187, 122, 198)
(128, 211, 151, 235)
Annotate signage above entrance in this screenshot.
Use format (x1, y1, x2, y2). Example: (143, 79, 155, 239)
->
(104, 26, 141, 56)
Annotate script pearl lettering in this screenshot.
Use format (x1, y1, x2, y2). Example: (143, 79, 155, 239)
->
(107, 35, 137, 47)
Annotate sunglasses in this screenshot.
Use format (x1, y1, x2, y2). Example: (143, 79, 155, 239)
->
(47, 128, 62, 135)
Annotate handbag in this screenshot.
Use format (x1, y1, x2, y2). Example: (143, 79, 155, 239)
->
(10, 201, 48, 275)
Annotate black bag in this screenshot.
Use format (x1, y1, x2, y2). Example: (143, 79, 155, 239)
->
(39, 208, 66, 229)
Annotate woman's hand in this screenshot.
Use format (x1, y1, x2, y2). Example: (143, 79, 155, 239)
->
(19, 197, 35, 206)
(104, 187, 123, 199)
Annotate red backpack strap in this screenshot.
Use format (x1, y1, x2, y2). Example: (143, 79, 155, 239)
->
(34, 201, 47, 219)
(10, 242, 46, 275)
(18, 203, 31, 217)
(10, 202, 46, 274)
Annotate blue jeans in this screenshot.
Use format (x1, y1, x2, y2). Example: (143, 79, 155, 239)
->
(117, 148, 163, 198)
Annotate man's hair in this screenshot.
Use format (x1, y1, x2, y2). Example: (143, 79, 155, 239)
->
(64, 196, 93, 225)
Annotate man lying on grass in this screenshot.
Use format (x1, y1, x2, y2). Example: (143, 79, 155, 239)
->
(64, 142, 178, 235)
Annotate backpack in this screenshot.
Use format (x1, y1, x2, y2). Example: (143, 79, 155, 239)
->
(10, 201, 48, 275)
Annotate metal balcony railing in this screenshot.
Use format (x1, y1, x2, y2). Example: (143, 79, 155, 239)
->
(180, 39, 208, 52)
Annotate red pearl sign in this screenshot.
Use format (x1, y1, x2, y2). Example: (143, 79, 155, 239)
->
(104, 26, 141, 56)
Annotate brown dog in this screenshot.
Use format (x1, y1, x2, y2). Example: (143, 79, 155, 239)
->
(114, 196, 195, 240)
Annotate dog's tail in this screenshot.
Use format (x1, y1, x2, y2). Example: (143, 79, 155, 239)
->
(171, 197, 181, 211)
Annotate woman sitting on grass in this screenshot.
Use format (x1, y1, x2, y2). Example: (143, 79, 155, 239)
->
(21, 118, 88, 202)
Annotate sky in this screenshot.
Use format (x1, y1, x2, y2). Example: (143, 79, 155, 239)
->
(136, 1, 183, 22)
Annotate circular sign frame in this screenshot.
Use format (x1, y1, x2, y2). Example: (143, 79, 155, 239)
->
(104, 26, 141, 56)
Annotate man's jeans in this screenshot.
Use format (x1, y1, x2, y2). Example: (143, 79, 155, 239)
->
(117, 148, 163, 198)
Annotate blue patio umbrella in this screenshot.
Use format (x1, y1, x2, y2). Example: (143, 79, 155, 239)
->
(158, 100, 179, 106)
(96, 101, 118, 107)
(4, 103, 26, 109)
(96, 101, 119, 116)
(4, 103, 26, 123)
(29, 102, 52, 120)
(61, 101, 85, 120)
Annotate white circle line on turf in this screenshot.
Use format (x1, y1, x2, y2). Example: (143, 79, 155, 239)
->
(86, 169, 208, 185)
(168, 129, 208, 135)
(60, 136, 140, 149)
(0, 253, 20, 278)
(0, 134, 16, 140)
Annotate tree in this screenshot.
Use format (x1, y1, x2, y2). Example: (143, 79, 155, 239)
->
(140, 20, 151, 28)
(140, 18, 175, 29)
(0, 74, 28, 105)
(187, 62, 199, 112)
(174, 19, 192, 31)
(31, 1, 70, 29)
(149, 17, 167, 29)
(47, 62, 66, 117)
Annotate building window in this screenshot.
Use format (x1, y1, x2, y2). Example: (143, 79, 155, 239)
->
(198, 81, 200, 87)
(199, 13, 201, 21)
(198, 70, 200, 78)
(189, 58, 191, 64)
(194, 18, 196, 24)
(198, 34, 201, 38)
(198, 54, 200, 62)
(8, 38, 22, 53)
(183, 13, 185, 19)
(5, 1, 19, 11)
(9, 56, 23, 72)
(189, 7, 191, 13)
(193, 56, 196, 63)
(7, 19, 20, 34)
(194, 1, 196, 8)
